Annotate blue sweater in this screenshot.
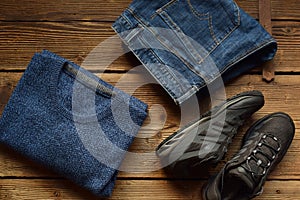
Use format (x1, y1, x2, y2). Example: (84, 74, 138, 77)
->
(0, 50, 148, 196)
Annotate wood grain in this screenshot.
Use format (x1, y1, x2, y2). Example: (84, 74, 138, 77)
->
(0, 21, 300, 71)
(0, 0, 257, 22)
(0, 179, 299, 200)
(0, 0, 299, 21)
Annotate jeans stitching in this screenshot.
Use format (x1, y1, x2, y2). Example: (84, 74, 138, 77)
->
(126, 10, 196, 96)
(180, 39, 277, 101)
(135, 31, 187, 94)
(128, 47, 178, 100)
(208, 15, 219, 45)
(155, 2, 240, 66)
(147, 44, 188, 94)
(128, 10, 202, 81)
(121, 14, 134, 28)
(148, 25, 205, 82)
(156, 11, 218, 80)
(130, 7, 237, 82)
(160, 11, 203, 63)
(220, 0, 241, 26)
(159, 0, 178, 11)
(187, 0, 210, 20)
(197, 17, 240, 65)
(147, 48, 182, 89)
(219, 39, 277, 75)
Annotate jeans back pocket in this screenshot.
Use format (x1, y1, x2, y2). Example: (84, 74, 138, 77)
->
(155, 0, 240, 64)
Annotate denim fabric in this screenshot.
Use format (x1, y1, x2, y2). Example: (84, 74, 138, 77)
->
(112, 0, 277, 104)
(0, 50, 148, 197)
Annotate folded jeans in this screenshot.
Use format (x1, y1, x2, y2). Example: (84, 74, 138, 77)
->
(112, 0, 277, 104)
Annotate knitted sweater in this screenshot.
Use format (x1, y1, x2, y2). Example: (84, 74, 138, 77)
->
(0, 50, 148, 196)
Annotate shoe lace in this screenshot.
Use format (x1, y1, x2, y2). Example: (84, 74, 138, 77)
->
(243, 134, 281, 177)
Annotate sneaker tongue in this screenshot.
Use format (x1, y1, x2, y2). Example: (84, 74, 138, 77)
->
(228, 166, 255, 190)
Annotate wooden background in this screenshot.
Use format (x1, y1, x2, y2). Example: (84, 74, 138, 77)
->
(0, 0, 300, 199)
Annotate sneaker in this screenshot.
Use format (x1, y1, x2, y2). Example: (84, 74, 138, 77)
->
(156, 90, 265, 170)
(202, 112, 295, 200)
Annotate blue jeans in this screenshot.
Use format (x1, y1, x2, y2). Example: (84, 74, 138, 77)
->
(0, 50, 148, 196)
(112, 0, 277, 104)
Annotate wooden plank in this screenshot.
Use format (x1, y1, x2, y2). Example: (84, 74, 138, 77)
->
(0, 21, 299, 72)
(271, 0, 300, 20)
(0, 0, 299, 21)
(273, 21, 300, 49)
(0, 0, 258, 22)
(0, 73, 300, 179)
(0, 0, 130, 22)
(0, 21, 140, 71)
(2, 137, 299, 179)
(0, 179, 300, 199)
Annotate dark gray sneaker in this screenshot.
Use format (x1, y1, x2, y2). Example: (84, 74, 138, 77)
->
(156, 90, 265, 170)
(202, 112, 295, 200)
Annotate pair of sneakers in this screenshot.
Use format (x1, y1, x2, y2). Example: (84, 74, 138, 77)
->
(156, 90, 295, 200)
